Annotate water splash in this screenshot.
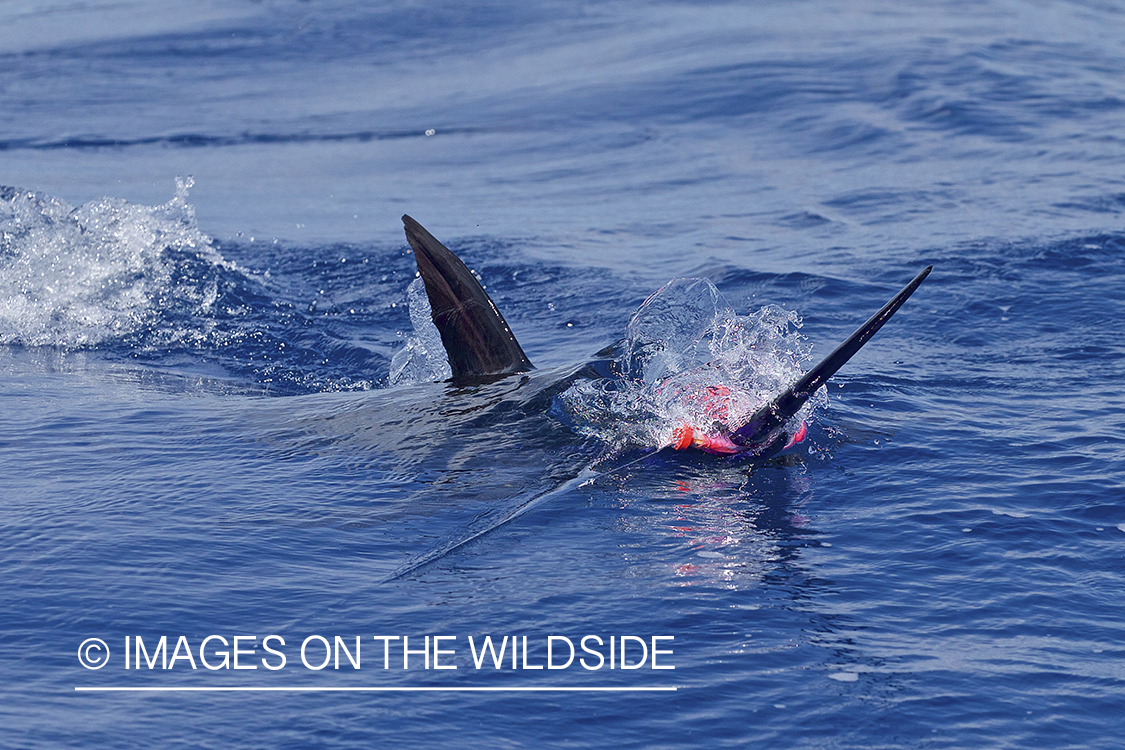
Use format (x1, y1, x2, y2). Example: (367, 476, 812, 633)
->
(388, 276, 452, 385)
(559, 277, 825, 452)
(0, 181, 387, 393)
(0, 177, 227, 349)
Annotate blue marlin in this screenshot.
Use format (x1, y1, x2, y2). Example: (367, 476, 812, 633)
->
(382, 216, 930, 578)
(402, 214, 931, 461)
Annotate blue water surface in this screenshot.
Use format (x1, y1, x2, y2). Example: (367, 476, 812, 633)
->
(2, 1, 1125, 748)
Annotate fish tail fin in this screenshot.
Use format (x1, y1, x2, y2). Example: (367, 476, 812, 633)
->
(732, 265, 932, 451)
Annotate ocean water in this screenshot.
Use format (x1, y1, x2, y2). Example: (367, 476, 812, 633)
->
(2, 1, 1125, 748)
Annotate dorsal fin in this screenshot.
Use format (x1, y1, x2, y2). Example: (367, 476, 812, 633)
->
(402, 215, 533, 383)
(732, 265, 932, 451)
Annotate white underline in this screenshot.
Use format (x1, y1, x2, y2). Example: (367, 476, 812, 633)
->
(75, 686, 677, 693)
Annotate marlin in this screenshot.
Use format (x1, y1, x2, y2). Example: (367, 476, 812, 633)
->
(402, 214, 931, 461)
(382, 215, 930, 579)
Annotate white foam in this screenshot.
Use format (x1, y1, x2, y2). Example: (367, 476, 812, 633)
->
(0, 178, 226, 349)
